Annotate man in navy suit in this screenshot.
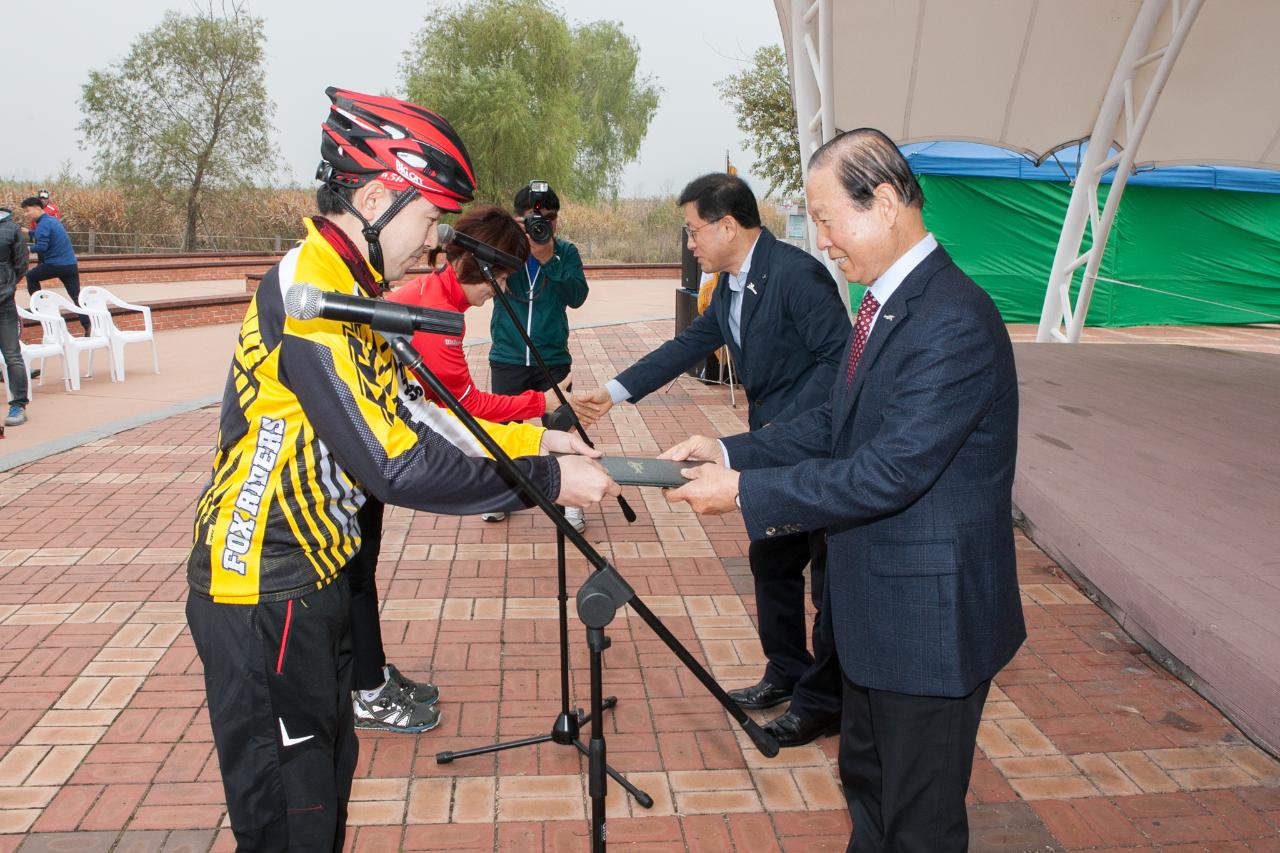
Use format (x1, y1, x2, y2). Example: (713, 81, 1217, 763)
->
(573, 173, 851, 746)
(663, 129, 1024, 852)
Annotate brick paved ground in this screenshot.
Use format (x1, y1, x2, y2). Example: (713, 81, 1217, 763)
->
(1, 320, 1278, 851)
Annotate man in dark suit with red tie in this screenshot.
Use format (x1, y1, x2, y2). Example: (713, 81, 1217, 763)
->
(662, 128, 1025, 852)
(572, 173, 852, 746)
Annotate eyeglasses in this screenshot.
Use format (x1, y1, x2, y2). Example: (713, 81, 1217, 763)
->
(685, 218, 723, 241)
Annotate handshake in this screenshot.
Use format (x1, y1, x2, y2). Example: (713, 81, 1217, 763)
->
(562, 386, 615, 429)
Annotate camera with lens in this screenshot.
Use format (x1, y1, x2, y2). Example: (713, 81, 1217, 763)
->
(521, 179, 555, 245)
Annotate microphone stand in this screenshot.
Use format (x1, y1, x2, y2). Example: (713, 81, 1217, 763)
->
(379, 330, 780, 845)
(435, 253, 646, 794)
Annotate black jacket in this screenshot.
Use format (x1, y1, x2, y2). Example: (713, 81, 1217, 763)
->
(0, 208, 29, 298)
(615, 227, 850, 430)
(725, 246, 1024, 697)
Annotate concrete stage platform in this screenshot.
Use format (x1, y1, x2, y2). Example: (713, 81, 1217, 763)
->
(1013, 342, 1280, 755)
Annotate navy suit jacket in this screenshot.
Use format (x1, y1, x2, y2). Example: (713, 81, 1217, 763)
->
(722, 245, 1025, 697)
(615, 227, 849, 430)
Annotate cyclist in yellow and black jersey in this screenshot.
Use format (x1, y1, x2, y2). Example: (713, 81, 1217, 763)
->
(187, 213, 558, 604)
(186, 87, 618, 853)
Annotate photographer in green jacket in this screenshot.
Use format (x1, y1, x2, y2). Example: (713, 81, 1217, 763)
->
(486, 180, 590, 530)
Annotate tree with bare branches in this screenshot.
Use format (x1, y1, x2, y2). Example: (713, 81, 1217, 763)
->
(79, 3, 277, 250)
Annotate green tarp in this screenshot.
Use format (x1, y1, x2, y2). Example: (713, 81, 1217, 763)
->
(902, 174, 1280, 327)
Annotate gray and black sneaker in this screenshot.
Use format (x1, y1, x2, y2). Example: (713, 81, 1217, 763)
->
(563, 506, 586, 533)
(385, 663, 439, 707)
(353, 682, 440, 733)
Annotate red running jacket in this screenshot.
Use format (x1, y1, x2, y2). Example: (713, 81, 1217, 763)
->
(388, 265, 547, 422)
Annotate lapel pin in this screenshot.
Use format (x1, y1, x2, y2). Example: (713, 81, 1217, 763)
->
(884, 314, 895, 321)
(746, 283, 757, 295)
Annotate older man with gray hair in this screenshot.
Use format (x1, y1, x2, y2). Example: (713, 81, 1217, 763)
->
(662, 128, 1024, 852)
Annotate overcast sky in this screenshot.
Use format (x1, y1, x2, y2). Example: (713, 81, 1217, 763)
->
(4, 0, 785, 198)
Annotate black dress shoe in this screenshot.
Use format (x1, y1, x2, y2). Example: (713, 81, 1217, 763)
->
(762, 710, 839, 748)
(727, 678, 793, 710)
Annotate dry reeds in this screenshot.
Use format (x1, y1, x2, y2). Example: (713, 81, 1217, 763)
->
(0, 181, 785, 262)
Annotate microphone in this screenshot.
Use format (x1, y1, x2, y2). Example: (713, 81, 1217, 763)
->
(284, 284, 463, 337)
(437, 223, 524, 270)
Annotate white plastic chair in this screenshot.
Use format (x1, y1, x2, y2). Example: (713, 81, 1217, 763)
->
(4, 306, 72, 399)
(78, 286, 159, 380)
(27, 290, 117, 389)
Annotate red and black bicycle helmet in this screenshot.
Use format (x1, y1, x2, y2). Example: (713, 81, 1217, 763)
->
(317, 86, 477, 277)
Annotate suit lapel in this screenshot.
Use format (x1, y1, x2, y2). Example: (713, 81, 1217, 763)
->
(833, 246, 951, 437)
(737, 230, 772, 344)
(738, 267, 766, 343)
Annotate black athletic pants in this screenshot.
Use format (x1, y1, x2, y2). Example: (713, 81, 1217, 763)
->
(25, 262, 89, 333)
(751, 530, 842, 723)
(839, 672, 990, 853)
(489, 361, 570, 396)
(187, 576, 357, 852)
(347, 498, 388, 692)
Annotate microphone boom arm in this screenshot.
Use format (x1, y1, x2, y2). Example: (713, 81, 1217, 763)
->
(381, 330, 779, 758)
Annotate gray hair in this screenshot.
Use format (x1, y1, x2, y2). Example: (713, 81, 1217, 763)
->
(809, 128, 924, 211)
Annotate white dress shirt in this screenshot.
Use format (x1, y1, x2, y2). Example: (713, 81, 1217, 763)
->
(862, 233, 937, 336)
(721, 232, 938, 476)
(723, 233, 761, 350)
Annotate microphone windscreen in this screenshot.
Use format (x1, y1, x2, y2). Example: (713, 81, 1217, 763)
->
(284, 284, 322, 321)
(436, 223, 455, 245)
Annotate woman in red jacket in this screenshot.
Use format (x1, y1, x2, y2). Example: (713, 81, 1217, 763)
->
(388, 204, 571, 426)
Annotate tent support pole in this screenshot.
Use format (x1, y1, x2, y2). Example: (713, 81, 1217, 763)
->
(788, 0, 847, 310)
(1037, 0, 1205, 342)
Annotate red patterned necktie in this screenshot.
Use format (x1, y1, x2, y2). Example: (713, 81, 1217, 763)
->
(845, 290, 881, 388)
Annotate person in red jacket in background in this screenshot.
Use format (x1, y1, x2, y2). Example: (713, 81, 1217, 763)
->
(388, 204, 572, 423)
(36, 190, 60, 220)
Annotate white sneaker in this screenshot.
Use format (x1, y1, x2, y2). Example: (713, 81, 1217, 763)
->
(353, 681, 440, 733)
(564, 506, 586, 533)
(480, 511, 507, 523)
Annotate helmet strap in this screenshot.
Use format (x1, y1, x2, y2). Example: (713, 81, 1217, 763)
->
(329, 183, 419, 282)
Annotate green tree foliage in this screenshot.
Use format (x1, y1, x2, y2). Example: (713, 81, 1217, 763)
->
(402, 0, 660, 203)
(717, 45, 802, 198)
(79, 3, 278, 250)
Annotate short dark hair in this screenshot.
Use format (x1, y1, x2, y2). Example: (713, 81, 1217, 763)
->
(21, 197, 44, 209)
(446, 205, 530, 281)
(677, 173, 761, 229)
(315, 183, 353, 216)
(809, 128, 924, 211)
(316, 182, 409, 217)
(514, 183, 560, 215)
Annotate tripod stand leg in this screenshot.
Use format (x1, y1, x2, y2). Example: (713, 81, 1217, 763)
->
(433, 520, 646, 808)
(573, 739, 653, 808)
(436, 732, 553, 764)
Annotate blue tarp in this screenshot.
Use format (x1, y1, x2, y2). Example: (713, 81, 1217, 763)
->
(900, 140, 1280, 194)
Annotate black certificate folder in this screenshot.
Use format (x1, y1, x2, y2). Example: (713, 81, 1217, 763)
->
(599, 457, 693, 489)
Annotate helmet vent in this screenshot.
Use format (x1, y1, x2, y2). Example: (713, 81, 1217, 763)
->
(399, 152, 428, 170)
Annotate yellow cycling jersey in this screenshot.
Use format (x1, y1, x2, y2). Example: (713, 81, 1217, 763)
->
(188, 217, 559, 604)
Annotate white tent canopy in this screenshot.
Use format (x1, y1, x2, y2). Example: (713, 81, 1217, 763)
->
(774, 0, 1280, 339)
